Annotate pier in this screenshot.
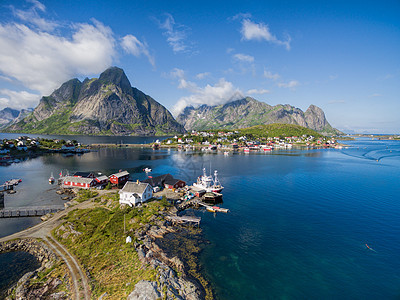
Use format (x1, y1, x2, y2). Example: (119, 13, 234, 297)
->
(166, 215, 201, 226)
(0, 178, 22, 192)
(0, 205, 65, 218)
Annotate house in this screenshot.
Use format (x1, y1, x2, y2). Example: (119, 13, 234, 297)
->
(143, 174, 186, 191)
(73, 171, 95, 178)
(119, 181, 153, 207)
(61, 144, 75, 151)
(109, 170, 130, 186)
(95, 175, 109, 186)
(62, 176, 95, 189)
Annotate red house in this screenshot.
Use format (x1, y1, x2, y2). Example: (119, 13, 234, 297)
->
(62, 176, 95, 189)
(95, 175, 109, 186)
(109, 171, 130, 186)
(164, 176, 186, 190)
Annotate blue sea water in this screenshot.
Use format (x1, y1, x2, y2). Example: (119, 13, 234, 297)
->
(0, 137, 399, 299)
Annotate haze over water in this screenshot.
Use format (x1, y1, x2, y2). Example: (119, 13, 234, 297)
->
(0, 136, 399, 299)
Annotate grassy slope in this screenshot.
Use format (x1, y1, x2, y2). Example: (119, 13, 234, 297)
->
(52, 192, 172, 298)
(238, 123, 324, 139)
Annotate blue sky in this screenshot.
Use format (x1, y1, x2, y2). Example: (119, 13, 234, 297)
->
(0, 0, 399, 133)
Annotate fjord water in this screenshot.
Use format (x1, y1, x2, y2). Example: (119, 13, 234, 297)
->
(1, 137, 399, 299)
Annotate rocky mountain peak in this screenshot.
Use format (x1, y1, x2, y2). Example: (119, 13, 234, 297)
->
(98, 66, 132, 94)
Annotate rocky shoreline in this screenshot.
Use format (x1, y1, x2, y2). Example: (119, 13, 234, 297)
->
(0, 238, 69, 299)
(128, 206, 212, 300)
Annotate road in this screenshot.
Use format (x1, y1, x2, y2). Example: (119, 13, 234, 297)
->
(0, 200, 95, 300)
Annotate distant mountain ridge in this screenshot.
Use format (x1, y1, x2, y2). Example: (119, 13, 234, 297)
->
(176, 97, 341, 135)
(6, 67, 185, 136)
(0, 107, 34, 129)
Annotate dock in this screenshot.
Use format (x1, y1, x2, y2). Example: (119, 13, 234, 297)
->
(197, 202, 229, 213)
(166, 215, 201, 226)
(0, 179, 22, 192)
(0, 205, 65, 218)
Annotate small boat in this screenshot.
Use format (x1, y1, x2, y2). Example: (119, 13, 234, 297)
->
(144, 168, 152, 173)
(243, 147, 250, 153)
(49, 173, 55, 184)
(224, 151, 229, 156)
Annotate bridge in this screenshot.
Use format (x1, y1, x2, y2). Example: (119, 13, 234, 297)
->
(0, 205, 65, 218)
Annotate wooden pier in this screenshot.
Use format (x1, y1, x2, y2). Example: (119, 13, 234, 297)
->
(197, 202, 229, 213)
(0, 205, 65, 218)
(0, 179, 22, 192)
(166, 215, 201, 226)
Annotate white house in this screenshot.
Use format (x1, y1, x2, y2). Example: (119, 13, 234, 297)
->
(119, 181, 153, 207)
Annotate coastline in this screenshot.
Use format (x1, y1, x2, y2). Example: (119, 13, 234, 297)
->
(0, 189, 213, 299)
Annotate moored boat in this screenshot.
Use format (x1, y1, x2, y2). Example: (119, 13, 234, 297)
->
(193, 168, 224, 193)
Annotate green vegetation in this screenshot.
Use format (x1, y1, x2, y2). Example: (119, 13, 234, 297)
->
(239, 123, 324, 139)
(75, 189, 99, 203)
(53, 192, 172, 298)
(28, 261, 70, 296)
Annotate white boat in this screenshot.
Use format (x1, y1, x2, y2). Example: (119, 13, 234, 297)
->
(224, 151, 229, 156)
(49, 172, 55, 184)
(144, 168, 152, 173)
(193, 168, 224, 193)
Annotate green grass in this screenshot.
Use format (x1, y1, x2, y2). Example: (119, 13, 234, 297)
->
(52, 193, 172, 298)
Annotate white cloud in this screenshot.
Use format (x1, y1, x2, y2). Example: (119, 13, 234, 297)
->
(121, 34, 155, 67)
(277, 80, 299, 89)
(240, 19, 291, 50)
(171, 69, 243, 115)
(0, 89, 40, 109)
(158, 13, 190, 53)
(0, 19, 116, 97)
(247, 88, 270, 95)
(196, 72, 210, 79)
(263, 69, 280, 81)
(233, 53, 254, 63)
(12, 0, 58, 32)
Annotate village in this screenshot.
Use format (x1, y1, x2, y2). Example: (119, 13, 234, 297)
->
(0, 136, 90, 165)
(160, 129, 342, 153)
(59, 166, 229, 220)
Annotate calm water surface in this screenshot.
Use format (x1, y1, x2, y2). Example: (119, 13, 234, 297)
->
(0, 136, 399, 299)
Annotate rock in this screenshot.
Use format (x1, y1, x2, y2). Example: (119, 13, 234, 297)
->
(127, 280, 160, 300)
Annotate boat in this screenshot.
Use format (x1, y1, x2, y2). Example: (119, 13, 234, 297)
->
(224, 151, 229, 156)
(243, 147, 250, 153)
(49, 173, 55, 184)
(193, 168, 224, 193)
(144, 168, 152, 173)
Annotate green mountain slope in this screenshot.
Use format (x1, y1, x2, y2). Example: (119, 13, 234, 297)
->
(6, 67, 185, 136)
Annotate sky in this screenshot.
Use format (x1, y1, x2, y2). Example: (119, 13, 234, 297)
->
(0, 0, 399, 133)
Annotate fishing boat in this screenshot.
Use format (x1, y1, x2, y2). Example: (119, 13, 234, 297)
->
(49, 172, 55, 184)
(193, 168, 224, 193)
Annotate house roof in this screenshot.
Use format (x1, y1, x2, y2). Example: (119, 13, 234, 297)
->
(120, 181, 150, 194)
(73, 171, 94, 178)
(143, 174, 174, 187)
(96, 175, 108, 181)
(63, 176, 94, 184)
(111, 171, 129, 178)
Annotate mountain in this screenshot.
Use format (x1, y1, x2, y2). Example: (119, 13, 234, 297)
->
(0, 107, 20, 129)
(176, 97, 341, 135)
(6, 67, 185, 136)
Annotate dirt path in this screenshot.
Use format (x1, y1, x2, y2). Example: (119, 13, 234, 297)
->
(0, 200, 96, 300)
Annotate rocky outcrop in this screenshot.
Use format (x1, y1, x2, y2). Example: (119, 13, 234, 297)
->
(132, 218, 204, 300)
(7, 67, 186, 136)
(177, 97, 342, 135)
(0, 238, 69, 299)
(0, 238, 57, 268)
